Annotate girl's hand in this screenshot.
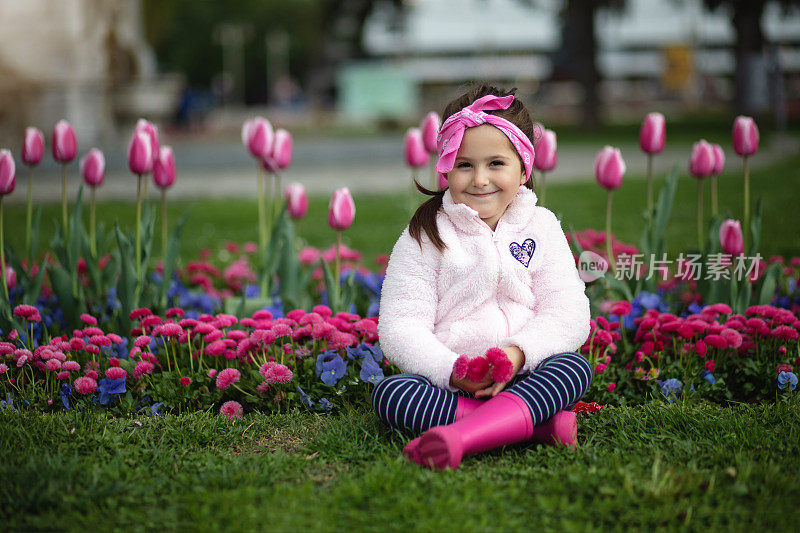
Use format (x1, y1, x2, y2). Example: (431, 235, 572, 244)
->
(450, 358, 493, 393)
(474, 346, 525, 398)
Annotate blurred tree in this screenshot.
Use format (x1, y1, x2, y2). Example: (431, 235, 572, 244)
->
(702, 0, 800, 116)
(142, 0, 323, 105)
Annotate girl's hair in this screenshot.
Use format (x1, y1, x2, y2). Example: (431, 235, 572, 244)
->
(408, 82, 536, 252)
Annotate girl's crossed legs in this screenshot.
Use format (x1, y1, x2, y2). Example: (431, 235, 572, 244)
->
(371, 352, 592, 434)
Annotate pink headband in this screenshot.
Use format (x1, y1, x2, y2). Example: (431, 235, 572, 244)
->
(436, 94, 535, 185)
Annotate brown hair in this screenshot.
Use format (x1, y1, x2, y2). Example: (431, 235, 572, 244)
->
(408, 82, 536, 252)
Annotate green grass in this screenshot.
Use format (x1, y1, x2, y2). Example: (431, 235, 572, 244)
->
(2, 397, 800, 530)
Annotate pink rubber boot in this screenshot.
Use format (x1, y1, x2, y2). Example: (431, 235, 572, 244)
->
(531, 410, 577, 450)
(414, 392, 534, 470)
(402, 396, 485, 463)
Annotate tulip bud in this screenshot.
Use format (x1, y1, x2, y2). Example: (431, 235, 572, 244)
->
(328, 188, 355, 231)
(711, 144, 724, 175)
(438, 173, 448, 190)
(52, 120, 77, 163)
(639, 112, 665, 154)
(135, 119, 160, 170)
(272, 129, 293, 170)
(154, 146, 176, 189)
(0, 149, 15, 195)
(80, 148, 105, 187)
(404, 128, 429, 168)
(4, 265, 15, 290)
(420, 112, 441, 154)
(689, 140, 715, 178)
(242, 117, 274, 159)
(284, 182, 308, 220)
(22, 127, 45, 167)
(128, 131, 153, 174)
(732, 116, 759, 157)
(533, 129, 557, 171)
(719, 219, 744, 256)
(594, 146, 625, 191)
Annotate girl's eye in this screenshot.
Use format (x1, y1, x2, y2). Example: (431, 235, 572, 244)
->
(490, 160, 505, 166)
(456, 162, 471, 169)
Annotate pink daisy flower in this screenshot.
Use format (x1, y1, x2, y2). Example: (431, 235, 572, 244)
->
(74, 376, 98, 395)
(129, 307, 154, 321)
(216, 368, 241, 390)
(105, 367, 127, 380)
(13, 304, 39, 319)
(166, 307, 185, 318)
(208, 368, 218, 379)
(204, 340, 227, 357)
(45, 359, 61, 372)
(133, 361, 155, 379)
(80, 313, 98, 325)
(0, 363, 8, 374)
(82, 326, 104, 337)
(57, 370, 70, 380)
(180, 376, 192, 386)
(220, 400, 243, 419)
(264, 364, 293, 384)
(62, 361, 80, 372)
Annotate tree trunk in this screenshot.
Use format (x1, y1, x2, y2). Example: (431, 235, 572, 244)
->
(731, 0, 768, 115)
(562, 0, 601, 129)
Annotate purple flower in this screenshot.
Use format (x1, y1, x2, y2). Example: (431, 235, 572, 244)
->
(699, 370, 715, 385)
(656, 378, 683, 402)
(359, 357, 384, 385)
(778, 371, 798, 391)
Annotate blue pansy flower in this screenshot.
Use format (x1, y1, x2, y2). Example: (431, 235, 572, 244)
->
(700, 370, 716, 385)
(656, 378, 683, 402)
(149, 402, 164, 417)
(97, 377, 126, 405)
(296, 385, 314, 407)
(359, 357, 384, 385)
(345, 343, 383, 364)
(316, 352, 347, 386)
(60, 383, 73, 410)
(778, 371, 798, 391)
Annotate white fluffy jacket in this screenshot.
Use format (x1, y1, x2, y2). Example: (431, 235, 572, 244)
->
(378, 185, 591, 392)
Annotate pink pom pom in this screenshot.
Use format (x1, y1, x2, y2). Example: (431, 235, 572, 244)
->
(453, 355, 470, 379)
(484, 347, 506, 364)
(467, 357, 490, 382)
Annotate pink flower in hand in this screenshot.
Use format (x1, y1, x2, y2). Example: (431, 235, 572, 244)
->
(453, 355, 470, 379)
(467, 357, 490, 382)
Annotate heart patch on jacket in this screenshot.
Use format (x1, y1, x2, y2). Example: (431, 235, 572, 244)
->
(509, 238, 536, 268)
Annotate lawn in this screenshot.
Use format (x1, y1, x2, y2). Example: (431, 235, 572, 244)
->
(2, 397, 799, 530)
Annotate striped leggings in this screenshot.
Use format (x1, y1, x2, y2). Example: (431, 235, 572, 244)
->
(371, 352, 592, 434)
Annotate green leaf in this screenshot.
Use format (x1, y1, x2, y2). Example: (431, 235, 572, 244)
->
(603, 272, 634, 301)
(320, 258, 339, 313)
(115, 223, 137, 333)
(158, 212, 188, 309)
(749, 197, 763, 257)
(650, 165, 679, 258)
(735, 279, 752, 314)
(757, 262, 782, 305)
(49, 264, 79, 327)
(22, 259, 48, 304)
(29, 205, 42, 265)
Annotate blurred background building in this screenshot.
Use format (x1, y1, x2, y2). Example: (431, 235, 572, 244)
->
(0, 0, 798, 147)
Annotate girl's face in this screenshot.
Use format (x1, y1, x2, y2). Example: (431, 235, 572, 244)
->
(447, 124, 527, 231)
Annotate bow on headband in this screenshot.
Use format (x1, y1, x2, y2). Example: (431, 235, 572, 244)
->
(435, 94, 535, 184)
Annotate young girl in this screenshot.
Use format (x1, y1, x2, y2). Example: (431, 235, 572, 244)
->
(371, 83, 593, 470)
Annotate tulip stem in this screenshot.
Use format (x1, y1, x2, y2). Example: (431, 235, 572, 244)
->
(335, 230, 342, 311)
(61, 164, 68, 241)
(161, 188, 167, 261)
(90, 186, 97, 258)
(257, 162, 265, 261)
(26, 167, 33, 263)
(540, 171, 547, 206)
(697, 179, 704, 254)
(274, 171, 282, 224)
(136, 174, 143, 287)
(605, 191, 615, 275)
(646, 154, 653, 240)
(0, 197, 8, 302)
(711, 175, 718, 218)
(743, 156, 750, 254)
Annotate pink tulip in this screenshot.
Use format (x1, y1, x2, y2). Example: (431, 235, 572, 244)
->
(732, 116, 759, 156)
(438, 173, 448, 190)
(719, 219, 744, 256)
(128, 131, 153, 174)
(154, 146, 176, 189)
(0, 150, 15, 195)
(711, 144, 725, 175)
(4, 265, 15, 290)
(242, 117, 274, 159)
(420, 112, 441, 153)
(22, 127, 44, 166)
(594, 146, 625, 190)
(533, 129, 557, 171)
(80, 149, 105, 187)
(639, 112, 666, 154)
(272, 129, 293, 170)
(284, 182, 308, 220)
(404, 128, 429, 168)
(134, 119, 160, 170)
(52, 120, 77, 163)
(328, 188, 355, 231)
(689, 140, 715, 178)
